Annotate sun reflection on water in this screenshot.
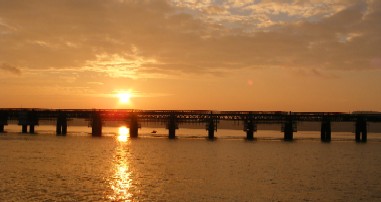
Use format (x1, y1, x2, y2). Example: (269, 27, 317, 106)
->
(109, 162, 133, 201)
(108, 126, 134, 201)
(117, 126, 129, 142)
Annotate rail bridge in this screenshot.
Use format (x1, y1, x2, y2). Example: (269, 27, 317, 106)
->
(1, 108, 380, 142)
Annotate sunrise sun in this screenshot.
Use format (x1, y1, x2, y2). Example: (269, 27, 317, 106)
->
(117, 92, 132, 104)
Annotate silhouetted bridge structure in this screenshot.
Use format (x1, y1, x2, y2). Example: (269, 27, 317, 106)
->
(1, 109, 381, 142)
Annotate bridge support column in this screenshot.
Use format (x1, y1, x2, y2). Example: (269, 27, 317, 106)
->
(206, 118, 216, 140)
(18, 110, 38, 134)
(283, 120, 295, 141)
(56, 113, 68, 136)
(167, 115, 178, 139)
(29, 125, 35, 134)
(246, 130, 254, 140)
(91, 112, 102, 137)
(62, 123, 67, 135)
(244, 118, 256, 140)
(0, 111, 7, 133)
(129, 114, 139, 138)
(22, 125, 28, 133)
(355, 118, 367, 142)
(321, 120, 331, 142)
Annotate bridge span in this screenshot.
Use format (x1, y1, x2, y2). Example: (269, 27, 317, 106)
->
(1, 109, 380, 142)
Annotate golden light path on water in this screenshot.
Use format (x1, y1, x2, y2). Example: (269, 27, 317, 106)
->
(108, 126, 133, 201)
(117, 126, 129, 142)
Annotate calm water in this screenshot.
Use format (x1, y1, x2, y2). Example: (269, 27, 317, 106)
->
(1, 125, 381, 201)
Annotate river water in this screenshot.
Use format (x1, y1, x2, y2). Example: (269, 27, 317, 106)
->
(1, 124, 381, 201)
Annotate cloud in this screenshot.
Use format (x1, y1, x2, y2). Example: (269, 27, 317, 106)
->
(0, 63, 21, 75)
(0, 0, 379, 79)
(172, 0, 357, 30)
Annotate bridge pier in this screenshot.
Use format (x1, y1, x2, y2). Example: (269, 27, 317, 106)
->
(20, 124, 37, 133)
(0, 111, 7, 133)
(18, 110, 38, 134)
(129, 114, 140, 138)
(56, 112, 68, 136)
(167, 114, 178, 139)
(282, 119, 295, 141)
(244, 117, 256, 140)
(321, 119, 331, 142)
(29, 125, 35, 133)
(206, 117, 217, 140)
(355, 118, 367, 142)
(91, 112, 102, 137)
(22, 125, 27, 133)
(246, 130, 254, 140)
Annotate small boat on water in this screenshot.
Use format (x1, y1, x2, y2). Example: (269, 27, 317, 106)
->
(151, 130, 157, 133)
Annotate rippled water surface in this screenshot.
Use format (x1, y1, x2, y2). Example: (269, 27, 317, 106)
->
(1, 127, 381, 201)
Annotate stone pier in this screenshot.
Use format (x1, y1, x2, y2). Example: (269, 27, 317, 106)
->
(0, 111, 7, 133)
(91, 112, 102, 137)
(56, 112, 68, 136)
(320, 119, 331, 142)
(129, 114, 140, 138)
(206, 116, 217, 140)
(244, 116, 256, 140)
(282, 117, 296, 141)
(167, 114, 178, 139)
(355, 117, 367, 142)
(18, 110, 38, 134)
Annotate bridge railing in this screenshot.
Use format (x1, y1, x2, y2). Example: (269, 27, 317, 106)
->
(1, 108, 381, 123)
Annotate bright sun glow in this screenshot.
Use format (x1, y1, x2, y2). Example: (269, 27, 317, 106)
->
(118, 126, 129, 142)
(117, 92, 132, 104)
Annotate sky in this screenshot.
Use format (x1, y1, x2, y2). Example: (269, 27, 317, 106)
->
(0, 0, 380, 111)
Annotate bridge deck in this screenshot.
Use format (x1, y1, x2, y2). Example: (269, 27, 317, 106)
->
(1, 108, 381, 122)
